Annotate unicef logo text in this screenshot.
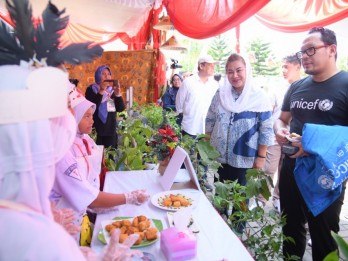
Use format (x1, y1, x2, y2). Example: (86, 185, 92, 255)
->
(290, 98, 333, 111)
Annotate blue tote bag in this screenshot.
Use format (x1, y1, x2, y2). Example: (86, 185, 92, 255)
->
(294, 124, 348, 216)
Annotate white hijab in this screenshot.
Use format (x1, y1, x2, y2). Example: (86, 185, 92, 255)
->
(219, 53, 271, 113)
(0, 65, 76, 217)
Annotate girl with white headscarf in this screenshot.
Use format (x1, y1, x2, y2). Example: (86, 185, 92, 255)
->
(206, 53, 273, 186)
(51, 90, 150, 246)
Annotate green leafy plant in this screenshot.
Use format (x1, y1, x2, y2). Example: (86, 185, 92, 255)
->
(323, 231, 348, 261)
(210, 169, 297, 261)
(179, 134, 221, 193)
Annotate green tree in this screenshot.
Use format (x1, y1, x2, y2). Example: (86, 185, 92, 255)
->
(208, 34, 233, 75)
(338, 56, 348, 71)
(245, 38, 279, 77)
(179, 38, 205, 73)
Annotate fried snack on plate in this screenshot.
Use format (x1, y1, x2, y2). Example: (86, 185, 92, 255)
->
(138, 220, 151, 231)
(127, 226, 139, 235)
(137, 215, 147, 222)
(161, 194, 192, 208)
(145, 227, 158, 240)
(120, 226, 128, 234)
(119, 233, 129, 243)
(173, 201, 181, 207)
(122, 219, 132, 227)
(163, 198, 172, 207)
(104, 215, 158, 244)
(112, 220, 122, 228)
(132, 217, 139, 227)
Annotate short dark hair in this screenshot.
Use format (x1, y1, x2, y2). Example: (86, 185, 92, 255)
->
(283, 54, 301, 66)
(308, 27, 337, 60)
(308, 27, 337, 46)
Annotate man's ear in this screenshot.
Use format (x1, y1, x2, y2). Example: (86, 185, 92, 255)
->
(328, 44, 337, 58)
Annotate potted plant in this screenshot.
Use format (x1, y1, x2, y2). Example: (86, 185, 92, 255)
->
(147, 122, 180, 175)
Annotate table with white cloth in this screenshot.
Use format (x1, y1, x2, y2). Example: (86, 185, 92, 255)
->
(91, 170, 254, 261)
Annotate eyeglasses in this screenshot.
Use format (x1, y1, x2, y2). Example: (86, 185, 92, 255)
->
(296, 45, 329, 59)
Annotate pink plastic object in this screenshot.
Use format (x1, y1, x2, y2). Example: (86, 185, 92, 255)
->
(160, 227, 197, 261)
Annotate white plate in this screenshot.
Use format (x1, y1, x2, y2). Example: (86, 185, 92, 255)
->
(167, 212, 200, 233)
(151, 190, 199, 211)
(286, 135, 301, 143)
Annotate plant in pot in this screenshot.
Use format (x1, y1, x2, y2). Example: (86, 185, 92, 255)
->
(147, 122, 180, 175)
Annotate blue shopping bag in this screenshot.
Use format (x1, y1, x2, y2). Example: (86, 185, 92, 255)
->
(294, 124, 348, 216)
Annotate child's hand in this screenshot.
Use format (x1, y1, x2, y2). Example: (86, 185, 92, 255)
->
(124, 189, 150, 205)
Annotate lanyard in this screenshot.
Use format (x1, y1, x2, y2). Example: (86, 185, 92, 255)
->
(74, 141, 90, 178)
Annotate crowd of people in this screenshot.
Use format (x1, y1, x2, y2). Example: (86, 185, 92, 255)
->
(0, 1, 347, 260)
(161, 28, 348, 261)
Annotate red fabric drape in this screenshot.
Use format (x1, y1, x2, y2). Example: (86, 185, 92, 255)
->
(255, 0, 348, 33)
(163, 0, 270, 39)
(152, 6, 166, 102)
(0, 7, 154, 50)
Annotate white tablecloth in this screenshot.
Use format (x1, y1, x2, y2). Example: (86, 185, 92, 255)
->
(91, 170, 254, 261)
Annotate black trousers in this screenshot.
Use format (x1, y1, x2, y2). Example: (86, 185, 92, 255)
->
(279, 156, 345, 261)
(216, 164, 248, 186)
(217, 164, 249, 234)
(96, 134, 117, 149)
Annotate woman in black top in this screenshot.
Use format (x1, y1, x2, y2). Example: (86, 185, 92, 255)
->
(85, 65, 125, 149)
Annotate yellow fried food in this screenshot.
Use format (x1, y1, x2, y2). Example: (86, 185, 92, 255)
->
(132, 217, 139, 227)
(173, 201, 181, 207)
(112, 221, 122, 228)
(170, 195, 180, 201)
(161, 194, 192, 208)
(127, 226, 139, 235)
(138, 220, 151, 231)
(105, 224, 114, 232)
(163, 198, 172, 207)
(122, 220, 132, 227)
(120, 226, 128, 234)
(105, 216, 158, 245)
(119, 233, 129, 243)
(145, 227, 158, 240)
(179, 197, 190, 206)
(137, 215, 147, 222)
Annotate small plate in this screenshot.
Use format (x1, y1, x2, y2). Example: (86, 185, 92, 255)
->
(167, 212, 200, 233)
(151, 190, 199, 211)
(98, 216, 163, 247)
(286, 135, 301, 143)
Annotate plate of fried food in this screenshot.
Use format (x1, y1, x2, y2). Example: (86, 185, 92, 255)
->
(98, 215, 163, 248)
(286, 132, 302, 143)
(151, 190, 197, 211)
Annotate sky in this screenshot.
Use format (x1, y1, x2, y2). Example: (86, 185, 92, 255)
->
(238, 16, 348, 58)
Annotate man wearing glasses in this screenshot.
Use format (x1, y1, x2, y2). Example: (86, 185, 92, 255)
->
(274, 27, 348, 260)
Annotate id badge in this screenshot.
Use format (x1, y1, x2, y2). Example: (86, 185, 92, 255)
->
(107, 99, 116, 112)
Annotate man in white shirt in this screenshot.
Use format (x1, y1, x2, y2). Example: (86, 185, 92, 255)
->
(176, 54, 219, 136)
(265, 54, 301, 211)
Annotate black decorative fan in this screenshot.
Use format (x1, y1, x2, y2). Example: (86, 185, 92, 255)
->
(0, 0, 103, 66)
